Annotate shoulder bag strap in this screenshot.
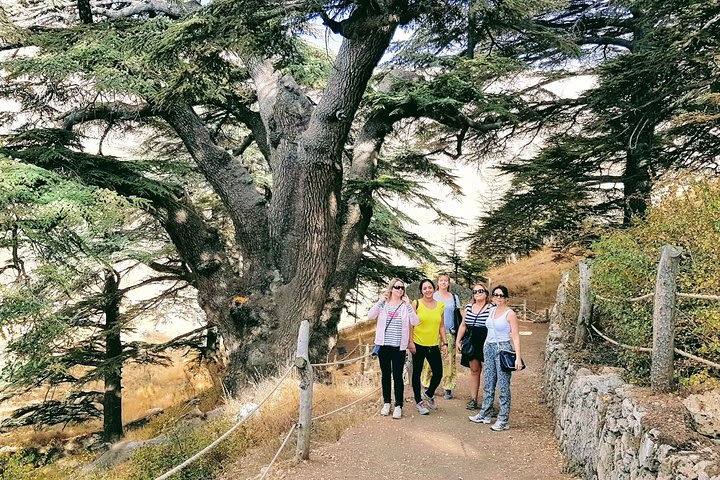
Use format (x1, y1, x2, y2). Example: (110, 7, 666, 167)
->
(384, 303, 404, 333)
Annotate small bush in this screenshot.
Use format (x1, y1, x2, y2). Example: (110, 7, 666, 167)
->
(111, 421, 246, 480)
(0, 449, 64, 480)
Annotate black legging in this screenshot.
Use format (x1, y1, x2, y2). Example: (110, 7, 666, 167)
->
(412, 344, 443, 403)
(378, 346, 407, 407)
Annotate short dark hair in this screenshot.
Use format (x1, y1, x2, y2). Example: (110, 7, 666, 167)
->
(419, 278, 436, 294)
(493, 285, 510, 298)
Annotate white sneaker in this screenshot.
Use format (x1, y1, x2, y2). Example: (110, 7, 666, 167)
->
(416, 401, 430, 415)
(490, 421, 510, 431)
(392, 406, 402, 419)
(421, 390, 437, 410)
(469, 413, 492, 424)
(380, 403, 391, 416)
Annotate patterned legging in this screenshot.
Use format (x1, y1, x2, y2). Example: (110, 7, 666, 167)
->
(479, 341, 513, 423)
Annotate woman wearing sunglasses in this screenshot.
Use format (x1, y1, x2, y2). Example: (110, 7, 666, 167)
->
(469, 285, 522, 431)
(455, 283, 491, 410)
(409, 278, 449, 415)
(369, 278, 418, 419)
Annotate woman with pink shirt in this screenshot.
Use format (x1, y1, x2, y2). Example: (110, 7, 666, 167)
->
(369, 278, 419, 419)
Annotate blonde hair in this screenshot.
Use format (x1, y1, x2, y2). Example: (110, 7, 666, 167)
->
(436, 274, 451, 292)
(470, 282, 490, 306)
(384, 278, 405, 298)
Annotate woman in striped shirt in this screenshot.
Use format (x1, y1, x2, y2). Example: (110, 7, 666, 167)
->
(369, 278, 419, 419)
(455, 283, 491, 410)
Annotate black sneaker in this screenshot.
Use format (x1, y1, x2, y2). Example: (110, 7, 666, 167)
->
(466, 399, 479, 410)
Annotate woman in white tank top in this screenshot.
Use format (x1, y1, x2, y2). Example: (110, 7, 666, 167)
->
(468, 285, 522, 431)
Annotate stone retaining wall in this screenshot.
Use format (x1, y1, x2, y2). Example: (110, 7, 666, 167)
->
(544, 323, 720, 480)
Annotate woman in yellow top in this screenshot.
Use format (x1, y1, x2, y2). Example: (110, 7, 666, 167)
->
(409, 278, 449, 415)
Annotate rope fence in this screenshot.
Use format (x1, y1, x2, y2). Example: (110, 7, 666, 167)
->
(589, 325, 720, 370)
(258, 423, 297, 480)
(589, 325, 652, 353)
(594, 292, 654, 303)
(594, 291, 720, 303)
(310, 351, 372, 367)
(311, 387, 380, 421)
(153, 327, 379, 480)
(677, 292, 720, 301)
(329, 343, 361, 363)
(154, 366, 294, 480)
(253, 386, 380, 480)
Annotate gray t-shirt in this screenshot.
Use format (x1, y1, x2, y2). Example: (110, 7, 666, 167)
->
(433, 291, 459, 332)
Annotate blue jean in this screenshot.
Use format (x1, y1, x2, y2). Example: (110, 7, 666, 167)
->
(479, 341, 513, 423)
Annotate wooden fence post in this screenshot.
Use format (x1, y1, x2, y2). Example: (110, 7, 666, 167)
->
(550, 270, 570, 323)
(360, 344, 370, 375)
(523, 299, 527, 322)
(651, 245, 682, 392)
(295, 320, 313, 460)
(574, 261, 593, 346)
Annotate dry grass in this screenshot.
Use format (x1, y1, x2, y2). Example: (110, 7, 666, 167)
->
(121, 358, 217, 422)
(486, 247, 583, 307)
(0, 352, 216, 448)
(110, 368, 377, 479)
(4, 364, 378, 480)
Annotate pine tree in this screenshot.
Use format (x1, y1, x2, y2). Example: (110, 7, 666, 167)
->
(0, 0, 555, 391)
(469, 0, 720, 261)
(0, 156, 203, 441)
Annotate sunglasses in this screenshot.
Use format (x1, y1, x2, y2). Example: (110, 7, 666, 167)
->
(472, 289, 486, 294)
(492, 293, 506, 298)
(392, 285, 405, 290)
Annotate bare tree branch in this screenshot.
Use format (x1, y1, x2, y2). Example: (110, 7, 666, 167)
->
(92, 0, 200, 20)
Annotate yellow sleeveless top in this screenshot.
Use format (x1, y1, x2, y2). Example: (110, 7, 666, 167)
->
(413, 300, 445, 346)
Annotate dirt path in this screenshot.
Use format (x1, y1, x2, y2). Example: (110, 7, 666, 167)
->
(281, 322, 577, 480)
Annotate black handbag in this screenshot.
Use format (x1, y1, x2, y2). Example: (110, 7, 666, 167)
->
(460, 330, 474, 356)
(451, 294, 462, 334)
(499, 349, 526, 372)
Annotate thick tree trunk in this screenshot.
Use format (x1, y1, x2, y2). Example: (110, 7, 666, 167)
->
(228, 12, 399, 376)
(314, 110, 394, 358)
(103, 270, 123, 442)
(162, 101, 273, 290)
(13, 6, 403, 395)
(77, 0, 93, 24)
(623, 119, 654, 224)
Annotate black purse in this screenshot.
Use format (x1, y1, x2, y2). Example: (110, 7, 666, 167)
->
(487, 306, 526, 372)
(460, 332, 474, 356)
(451, 294, 462, 334)
(499, 349, 526, 372)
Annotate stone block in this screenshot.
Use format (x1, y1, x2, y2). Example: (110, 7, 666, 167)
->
(684, 389, 720, 439)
